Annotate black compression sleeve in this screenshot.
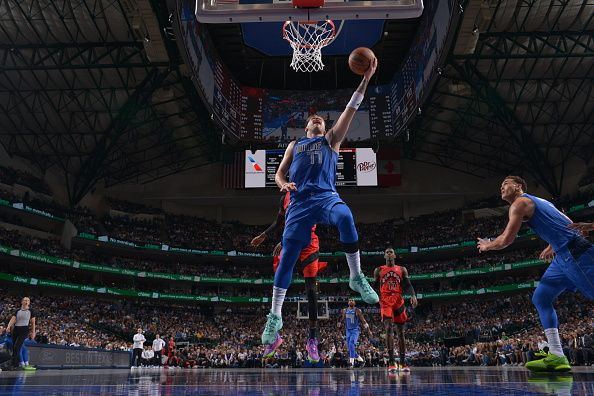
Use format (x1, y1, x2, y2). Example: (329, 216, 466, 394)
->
(263, 195, 287, 235)
(402, 277, 416, 296)
(263, 216, 281, 235)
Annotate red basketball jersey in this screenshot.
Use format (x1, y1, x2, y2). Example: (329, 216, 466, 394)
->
(378, 265, 403, 297)
(282, 191, 291, 211)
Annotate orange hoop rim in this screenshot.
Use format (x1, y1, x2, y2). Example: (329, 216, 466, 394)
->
(282, 19, 336, 49)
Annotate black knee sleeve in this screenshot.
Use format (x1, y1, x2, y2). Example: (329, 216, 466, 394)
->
(342, 241, 359, 254)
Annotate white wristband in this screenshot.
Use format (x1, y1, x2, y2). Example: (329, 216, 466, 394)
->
(347, 92, 364, 110)
(363, 323, 369, 329)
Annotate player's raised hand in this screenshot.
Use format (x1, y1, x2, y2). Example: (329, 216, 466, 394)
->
(250, 233, 266, 247)
(280, 182, 297, 192)
(410, 295, 418, 309)
(567, 222, 594, 234)
(364, 57, 377, 80)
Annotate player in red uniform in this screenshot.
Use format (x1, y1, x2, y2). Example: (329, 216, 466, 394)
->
(374, 247, 418, 373)
(164, 336, 179, 368)
(251, 192, 327, 362)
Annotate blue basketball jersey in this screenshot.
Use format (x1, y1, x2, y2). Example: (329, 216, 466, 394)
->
(289, 136, 338, 195)
(345, 308, 360, 331)
(522, 193, 580, 251)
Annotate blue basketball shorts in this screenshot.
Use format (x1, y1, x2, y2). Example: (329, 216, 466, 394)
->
(540, 237, 594, 300)
(283, 191, 344, 243)
(346, 328, 360, 358)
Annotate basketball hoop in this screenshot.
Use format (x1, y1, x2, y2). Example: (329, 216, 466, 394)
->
(282, 19, 336, 73)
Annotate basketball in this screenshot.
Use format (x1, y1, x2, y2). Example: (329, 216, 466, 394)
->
(348, 47, 375, 75)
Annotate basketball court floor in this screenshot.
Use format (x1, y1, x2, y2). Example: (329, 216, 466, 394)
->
(0, 367, 593, 395)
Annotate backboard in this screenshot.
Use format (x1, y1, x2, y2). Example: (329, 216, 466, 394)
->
(195, 0, 424, 24)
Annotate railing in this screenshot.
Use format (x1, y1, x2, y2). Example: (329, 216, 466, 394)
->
(0, 271, 538, 303)
(0, 243, 546, 285)
(75, 228, 540, 258)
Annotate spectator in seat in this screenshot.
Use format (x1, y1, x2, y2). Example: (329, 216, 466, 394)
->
(141, 346, 154, 367)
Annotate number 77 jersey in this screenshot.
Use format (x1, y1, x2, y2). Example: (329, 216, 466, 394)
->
(289, 136, 338, 195)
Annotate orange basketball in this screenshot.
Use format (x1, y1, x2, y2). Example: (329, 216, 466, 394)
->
(348, 47, 375, 76)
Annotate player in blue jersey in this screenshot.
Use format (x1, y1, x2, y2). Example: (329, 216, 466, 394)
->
(0, 324, 36, 371)
(339, 299, 372, 369)
(477, 176, 594, 372)
(261, 58, 380, 347)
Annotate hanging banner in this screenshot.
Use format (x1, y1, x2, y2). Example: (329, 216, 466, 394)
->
(0, 271, 538, 302)
(76, 229, 538, 258)
(1, 244, 545, 285)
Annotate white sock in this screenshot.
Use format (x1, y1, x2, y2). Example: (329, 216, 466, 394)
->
(349, 358, 354, 365)
(271, 286, 287, 317)
(346, 251, 362, 278)
(544, 328, 564, 356)
(24, 361, 28, 366)
(356, 355, 364, 362)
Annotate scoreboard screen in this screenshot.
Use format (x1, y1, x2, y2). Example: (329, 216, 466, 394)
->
(369, 84, 395, 139)
(245, 148, 377, 188)
(335, 149, 357, 187)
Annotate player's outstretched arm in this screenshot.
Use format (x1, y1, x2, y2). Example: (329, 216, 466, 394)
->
(401, 267, 418, 308)
(250, 234, 267, 247)
(326, 58, 377, 151)
(251, 214, 282, 246)
(568, 222, 594, 233)
(477, 197, 531, 252)
(356, 308, 372, 336)
(275, 141, 297, 192)
(272, 242, 282, 257)
(373, 267, 381, 290)
(251, 196, 287, 247)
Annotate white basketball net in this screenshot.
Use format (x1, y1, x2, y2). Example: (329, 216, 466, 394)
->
(283, 20, 336, 73)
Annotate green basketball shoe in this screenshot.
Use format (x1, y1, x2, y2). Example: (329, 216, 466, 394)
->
(526, 354, 571, 373)
(349, 273, 379, 304)
(261, 312, 283, 345)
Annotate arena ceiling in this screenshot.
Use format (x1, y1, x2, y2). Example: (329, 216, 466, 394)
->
(0, 0, 592, 205)
(0, 0, 221, 205)
(407, 0, 594, 197)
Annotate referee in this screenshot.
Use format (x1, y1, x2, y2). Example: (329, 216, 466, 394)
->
(6, 297, 36, 370)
